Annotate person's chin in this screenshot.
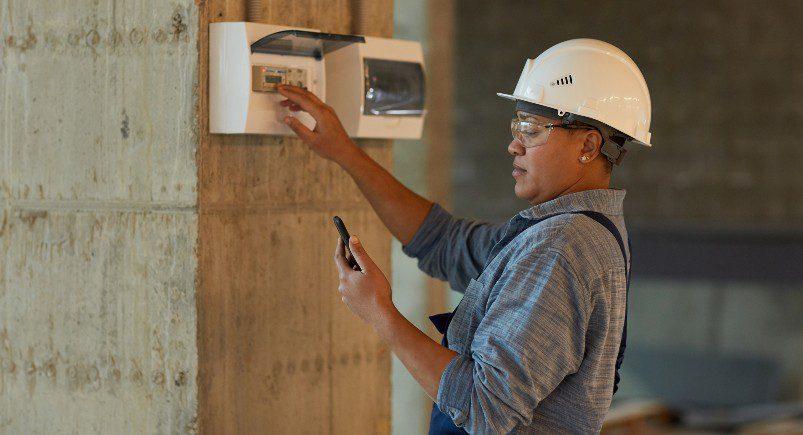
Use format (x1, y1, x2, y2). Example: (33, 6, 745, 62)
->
(513, 181, 534, 201)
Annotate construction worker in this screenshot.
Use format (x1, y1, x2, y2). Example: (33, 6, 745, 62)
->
(278, 38, 652, 433)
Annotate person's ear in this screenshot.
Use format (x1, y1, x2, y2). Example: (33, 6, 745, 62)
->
(578, 129, 602, 163)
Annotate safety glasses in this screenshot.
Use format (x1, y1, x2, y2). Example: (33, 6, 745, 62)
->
(510, 118, 595, 148)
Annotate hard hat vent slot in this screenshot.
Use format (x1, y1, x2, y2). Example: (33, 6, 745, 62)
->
(551, 74, 573, 86)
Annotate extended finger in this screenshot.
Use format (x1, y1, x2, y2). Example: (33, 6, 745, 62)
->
(279, 85, 325, 106)
(279, 100, 303, 111)
(280, 101, 304, 112)
(277, 86, 324, 116)
(284, 116, 316, 142)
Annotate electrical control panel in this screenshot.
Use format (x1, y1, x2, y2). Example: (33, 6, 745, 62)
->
(210, 22, 425, 139)
(209, 22, 362, 135)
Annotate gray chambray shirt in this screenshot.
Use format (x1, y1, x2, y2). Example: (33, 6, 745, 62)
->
(402, 189, 630, 433)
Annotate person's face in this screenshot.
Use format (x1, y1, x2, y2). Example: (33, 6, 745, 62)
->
(508, 111, 586, 205)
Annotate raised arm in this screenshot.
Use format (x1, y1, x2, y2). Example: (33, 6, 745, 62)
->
(278, 85, 431, 245)
(278, 85, 504, 290)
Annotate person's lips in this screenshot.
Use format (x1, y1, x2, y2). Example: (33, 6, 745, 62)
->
(512, 163, 527, 177)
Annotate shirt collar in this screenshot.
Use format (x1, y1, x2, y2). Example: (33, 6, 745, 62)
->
(518, 188, 626, 220)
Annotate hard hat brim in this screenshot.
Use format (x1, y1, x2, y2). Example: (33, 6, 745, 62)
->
(497, 92, 652, 147)
(496, 92, 517, 101)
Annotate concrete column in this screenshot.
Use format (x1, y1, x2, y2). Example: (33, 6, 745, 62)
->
(1, 1, 200, 432)
(1, 0, 393, 433)
(391, 0, 456, 433)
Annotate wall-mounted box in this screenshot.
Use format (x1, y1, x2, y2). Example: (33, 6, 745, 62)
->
(209, 22, 363, 135)
(210, 22, 425, 139)
(325, 37, 425, 139)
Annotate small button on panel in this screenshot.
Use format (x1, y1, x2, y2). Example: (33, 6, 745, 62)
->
(251, 65, 308, 92)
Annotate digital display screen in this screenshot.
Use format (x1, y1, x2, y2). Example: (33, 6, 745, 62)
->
(252, 65, 306, 93)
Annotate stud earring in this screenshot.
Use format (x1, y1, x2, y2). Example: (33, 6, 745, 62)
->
(580, 155, 590, 163)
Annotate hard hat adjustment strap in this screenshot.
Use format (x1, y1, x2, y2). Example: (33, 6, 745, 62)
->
(601, 141, 627, 165)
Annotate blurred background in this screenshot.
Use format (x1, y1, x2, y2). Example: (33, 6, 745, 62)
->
(391, 0, 803, 433)
(1, 0, 800, 433)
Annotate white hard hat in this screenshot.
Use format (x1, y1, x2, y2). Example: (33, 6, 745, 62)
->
(498, 39, 652, 164)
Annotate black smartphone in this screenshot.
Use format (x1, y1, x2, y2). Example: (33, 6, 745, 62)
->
(332, 216, 360, 271)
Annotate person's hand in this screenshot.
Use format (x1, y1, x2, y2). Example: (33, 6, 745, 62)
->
(277, 85, 360, 164)
(334, 235, 396, 329)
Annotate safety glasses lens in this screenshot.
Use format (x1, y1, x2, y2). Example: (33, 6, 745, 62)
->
(510, 119, 550, 147)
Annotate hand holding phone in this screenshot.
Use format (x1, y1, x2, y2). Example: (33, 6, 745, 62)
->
(332, 216, 361, 271)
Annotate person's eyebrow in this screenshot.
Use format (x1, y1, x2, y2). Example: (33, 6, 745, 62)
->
(518, 113, 553, 125)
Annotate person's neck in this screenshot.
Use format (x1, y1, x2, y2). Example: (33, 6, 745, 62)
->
(530, 172, 611, 206)
(560, 173, 611, 196)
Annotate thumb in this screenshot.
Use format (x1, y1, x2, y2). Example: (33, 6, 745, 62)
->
(349, 236, 375, 271)
(284, 115, 316, 143)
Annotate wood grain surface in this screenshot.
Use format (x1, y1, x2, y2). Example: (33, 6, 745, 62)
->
(196, 1, 393, 433)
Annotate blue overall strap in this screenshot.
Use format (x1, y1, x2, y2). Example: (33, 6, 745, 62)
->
(572, 211, 630, 395)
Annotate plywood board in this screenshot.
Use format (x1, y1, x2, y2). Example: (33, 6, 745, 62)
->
(197, 1, 394, 433)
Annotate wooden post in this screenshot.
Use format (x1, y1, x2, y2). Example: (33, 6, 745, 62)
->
(197, 1, 393, 432)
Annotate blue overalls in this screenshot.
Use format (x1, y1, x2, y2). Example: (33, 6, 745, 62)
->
(427, 211, 631, 434)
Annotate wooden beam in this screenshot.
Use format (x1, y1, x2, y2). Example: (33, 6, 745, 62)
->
(196, 1, 393, 432)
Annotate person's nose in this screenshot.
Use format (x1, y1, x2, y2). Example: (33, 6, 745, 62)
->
(508, 139, 525, 157)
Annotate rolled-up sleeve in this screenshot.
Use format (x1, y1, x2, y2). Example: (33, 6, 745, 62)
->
(402, 203, 505, 293)
(435, 248, 591, 433)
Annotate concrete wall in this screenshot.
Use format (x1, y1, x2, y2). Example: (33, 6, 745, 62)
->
(622, 278, 803, 404)
(1, 1, 199, 433)
(391, 2, 434, 433)
(392, 0, 457, 433)
(2, 0, 395, 433)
